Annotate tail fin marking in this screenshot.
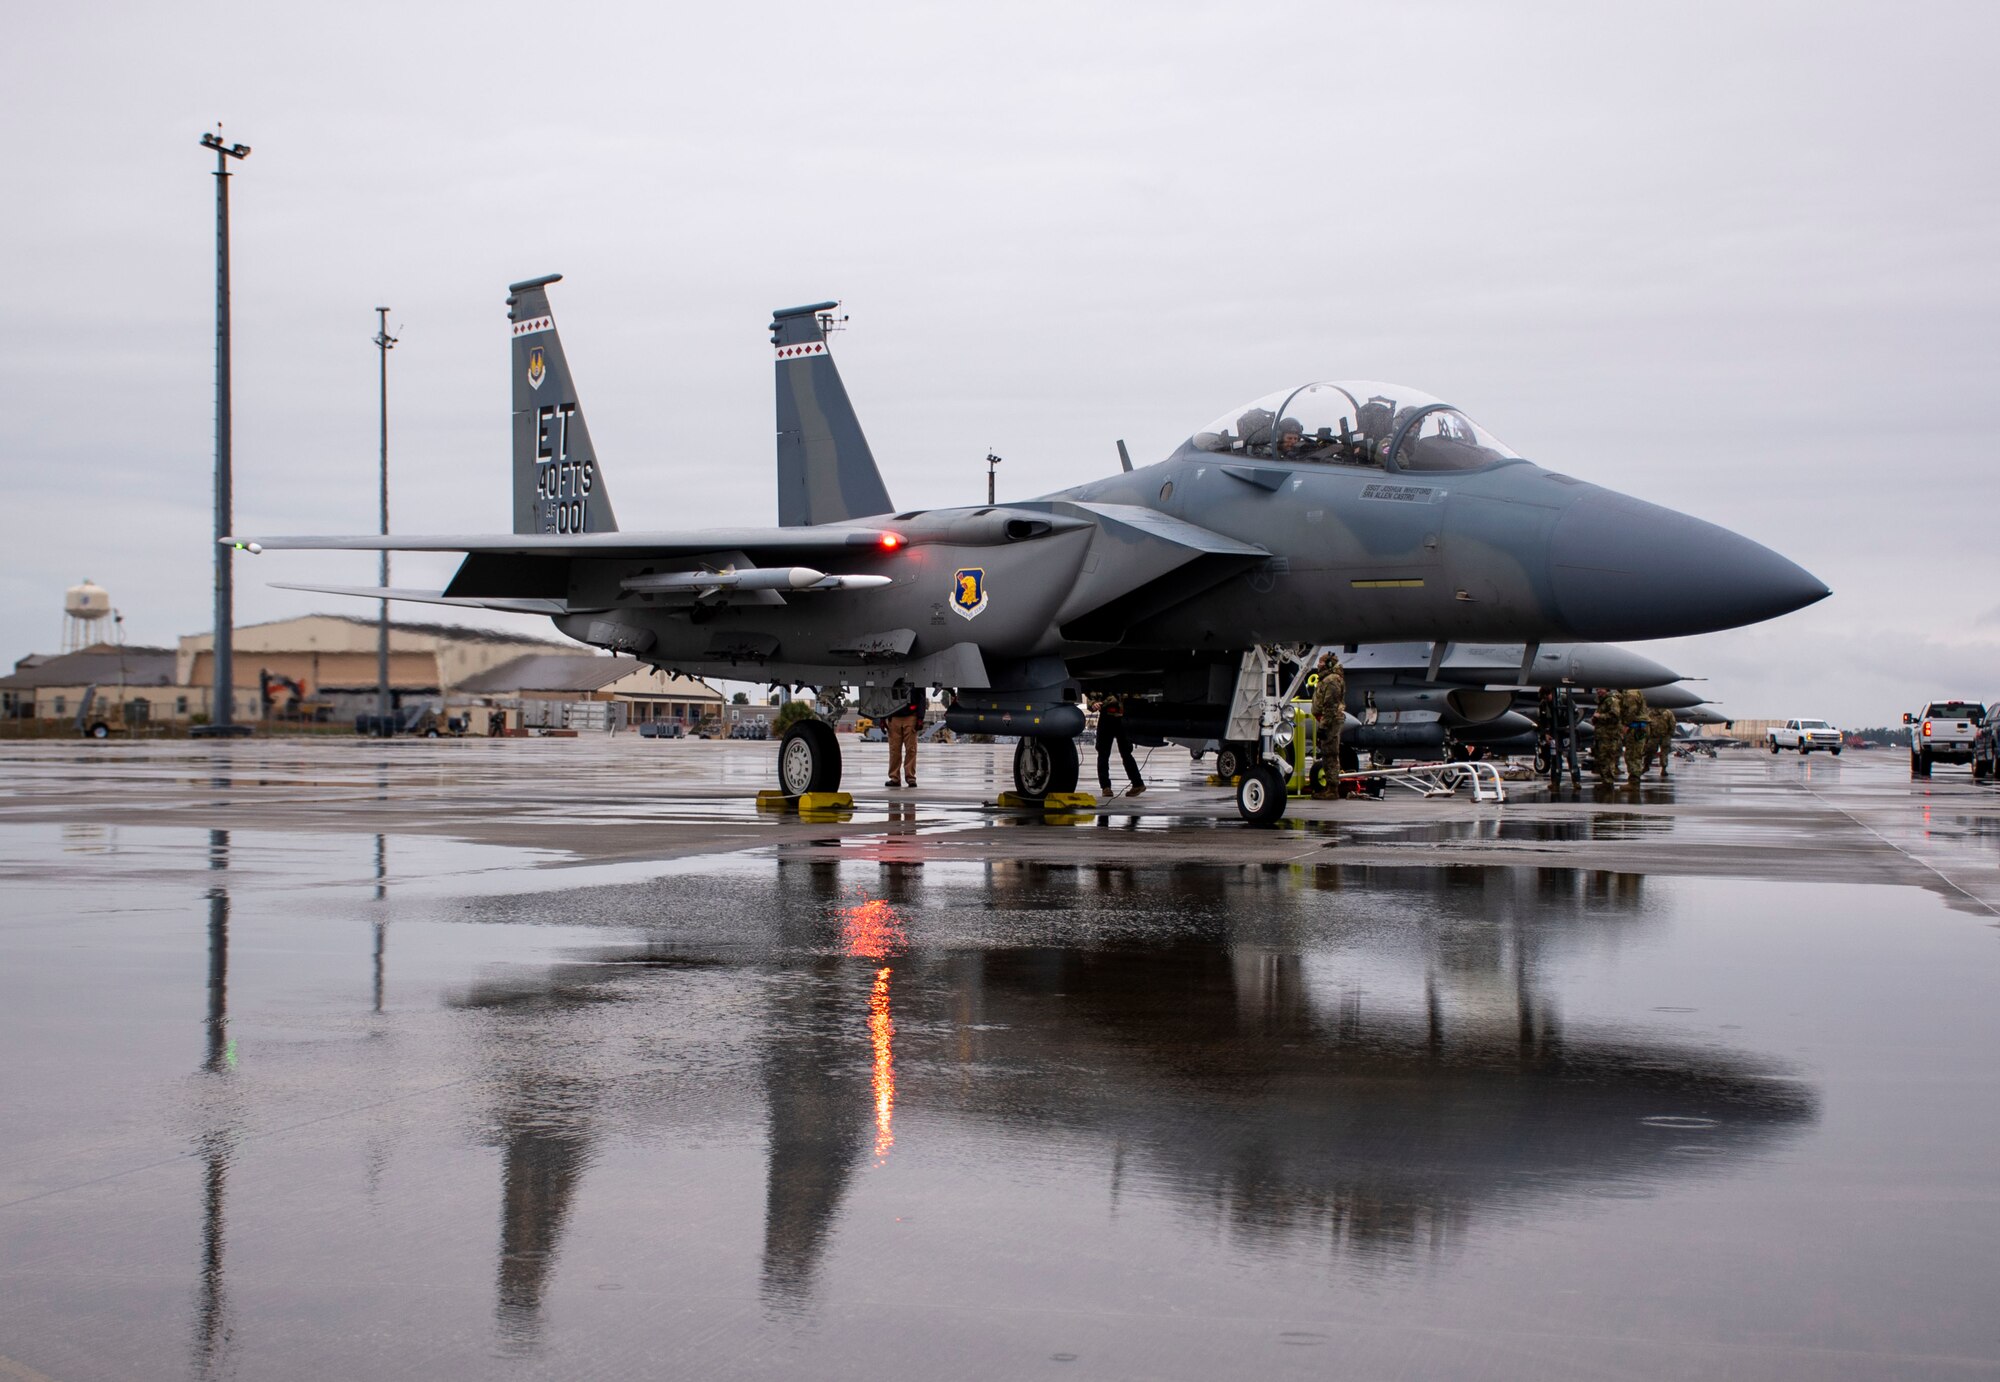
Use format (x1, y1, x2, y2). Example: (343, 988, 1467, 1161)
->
(509, 274, 618, 535)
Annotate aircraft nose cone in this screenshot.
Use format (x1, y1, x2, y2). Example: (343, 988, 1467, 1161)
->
(1548, 488, 1828, 641)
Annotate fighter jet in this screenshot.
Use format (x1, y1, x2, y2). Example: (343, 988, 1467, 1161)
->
(1335, 643, 1681, 762)
(235, 275, 1828, 822)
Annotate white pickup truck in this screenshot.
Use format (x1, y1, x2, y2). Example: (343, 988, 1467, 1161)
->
(1904, 700, 1986, 778)
(1768, 718, 1843, 755)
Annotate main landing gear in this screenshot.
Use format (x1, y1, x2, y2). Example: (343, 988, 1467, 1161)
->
(774, 717, 1082, 803)
(777, 720, 842, 796)
(1012, 735, 1080, 799)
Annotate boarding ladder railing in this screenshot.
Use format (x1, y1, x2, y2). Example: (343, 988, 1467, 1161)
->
(1346, 759, 1507, 803)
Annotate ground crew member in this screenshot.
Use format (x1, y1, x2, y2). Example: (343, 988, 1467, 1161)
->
(1093, 693, 1144, 797)
(1592, 689, 1623, 783)
(1645, 706, 1677, 778)
(1622, 689, 1653, 782)
(883, 682, 923, 789)
(1310, 651, 1346, 797)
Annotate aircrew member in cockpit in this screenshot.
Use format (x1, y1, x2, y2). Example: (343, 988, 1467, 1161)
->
(1276, 418, 1307, 456)
(1236, 407, 1275, 454)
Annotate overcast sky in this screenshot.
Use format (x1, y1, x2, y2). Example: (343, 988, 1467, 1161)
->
(4, 1, 1996, 727)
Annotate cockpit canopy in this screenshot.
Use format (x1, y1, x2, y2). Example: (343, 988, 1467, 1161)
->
(1187, 381, 1520, 473)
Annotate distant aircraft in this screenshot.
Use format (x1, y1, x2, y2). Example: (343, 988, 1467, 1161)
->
(234, 275, 1827, 822)
(1149, 641, 1681, 773)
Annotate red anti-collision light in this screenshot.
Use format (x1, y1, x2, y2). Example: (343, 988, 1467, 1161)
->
(879, 533, 904, 551)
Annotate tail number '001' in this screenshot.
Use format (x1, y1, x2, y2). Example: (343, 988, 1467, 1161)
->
(546, 499, 586, 533)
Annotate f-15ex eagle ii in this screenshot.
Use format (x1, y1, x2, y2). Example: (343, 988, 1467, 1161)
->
(231, 274, 1827, 823)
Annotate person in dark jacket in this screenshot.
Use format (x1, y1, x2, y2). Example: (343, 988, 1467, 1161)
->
(1093, 693, 1144, 797)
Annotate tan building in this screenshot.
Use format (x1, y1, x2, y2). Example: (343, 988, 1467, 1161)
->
(3, 616, 719, 735)
(177, 614, 581, 722)
(0, 644, 190, 727)
(456, 654, 723, 733)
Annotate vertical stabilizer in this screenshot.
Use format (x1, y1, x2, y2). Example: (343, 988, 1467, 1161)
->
(772, 302, 894, 526)
(508, 275, 618, 535)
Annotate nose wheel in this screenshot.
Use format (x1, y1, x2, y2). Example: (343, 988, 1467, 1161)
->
(778, 720, 842, 796)
(1235, 763, 1288, 826)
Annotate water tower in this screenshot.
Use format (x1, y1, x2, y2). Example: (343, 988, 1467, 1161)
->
(63, 580, 112, 653)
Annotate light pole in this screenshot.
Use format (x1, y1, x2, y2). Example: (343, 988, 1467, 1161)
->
(374, 308, 396, 723)
(199, 128, 250, 732)
(984, 451, 1001, 506)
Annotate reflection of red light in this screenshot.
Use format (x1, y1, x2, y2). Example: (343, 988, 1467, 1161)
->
(870, 966, 895, 1159)
(841, 896, 905, 1161)
(879, 533, 903, 551)
(842, 897, 907, 959)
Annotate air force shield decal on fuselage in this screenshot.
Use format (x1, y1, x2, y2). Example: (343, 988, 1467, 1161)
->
(527, 346, 546, 390)
(951, 568, 988, 620)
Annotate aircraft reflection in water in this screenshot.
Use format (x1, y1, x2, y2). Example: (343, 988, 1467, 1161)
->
(452, 963, 606, 1351)
(437, 861, 1815, 1332)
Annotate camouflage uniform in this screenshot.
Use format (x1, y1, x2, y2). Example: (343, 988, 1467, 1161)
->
(1616, 690, 1647, 780)
(1310, 655, 1346, 796)
(1646, 707, 1676, 778)
(1592, 690, 1623, 783)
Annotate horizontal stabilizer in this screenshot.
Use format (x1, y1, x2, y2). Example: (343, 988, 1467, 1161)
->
(269, 582, 576, 616)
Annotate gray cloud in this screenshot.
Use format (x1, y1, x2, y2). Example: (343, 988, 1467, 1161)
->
(4, 1, 1997, 713)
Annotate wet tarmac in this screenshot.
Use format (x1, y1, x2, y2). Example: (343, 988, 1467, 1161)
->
(3, 740, 1998, 1379)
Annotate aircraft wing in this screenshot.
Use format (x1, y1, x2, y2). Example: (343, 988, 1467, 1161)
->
(228, 526, 905, 558)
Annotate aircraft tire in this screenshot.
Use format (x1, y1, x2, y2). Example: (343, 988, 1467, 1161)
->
(1305, 759, 1332, 796)
(778, 720, 841, 796)
(88, 722, 109, 739)
(1214, 743, 1248, 781)
(1013, 736, 1079, 799)
(1236, 763, 1287, 827)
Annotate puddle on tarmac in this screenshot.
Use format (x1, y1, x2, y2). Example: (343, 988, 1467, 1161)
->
(3, 834, 1999, 1380)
